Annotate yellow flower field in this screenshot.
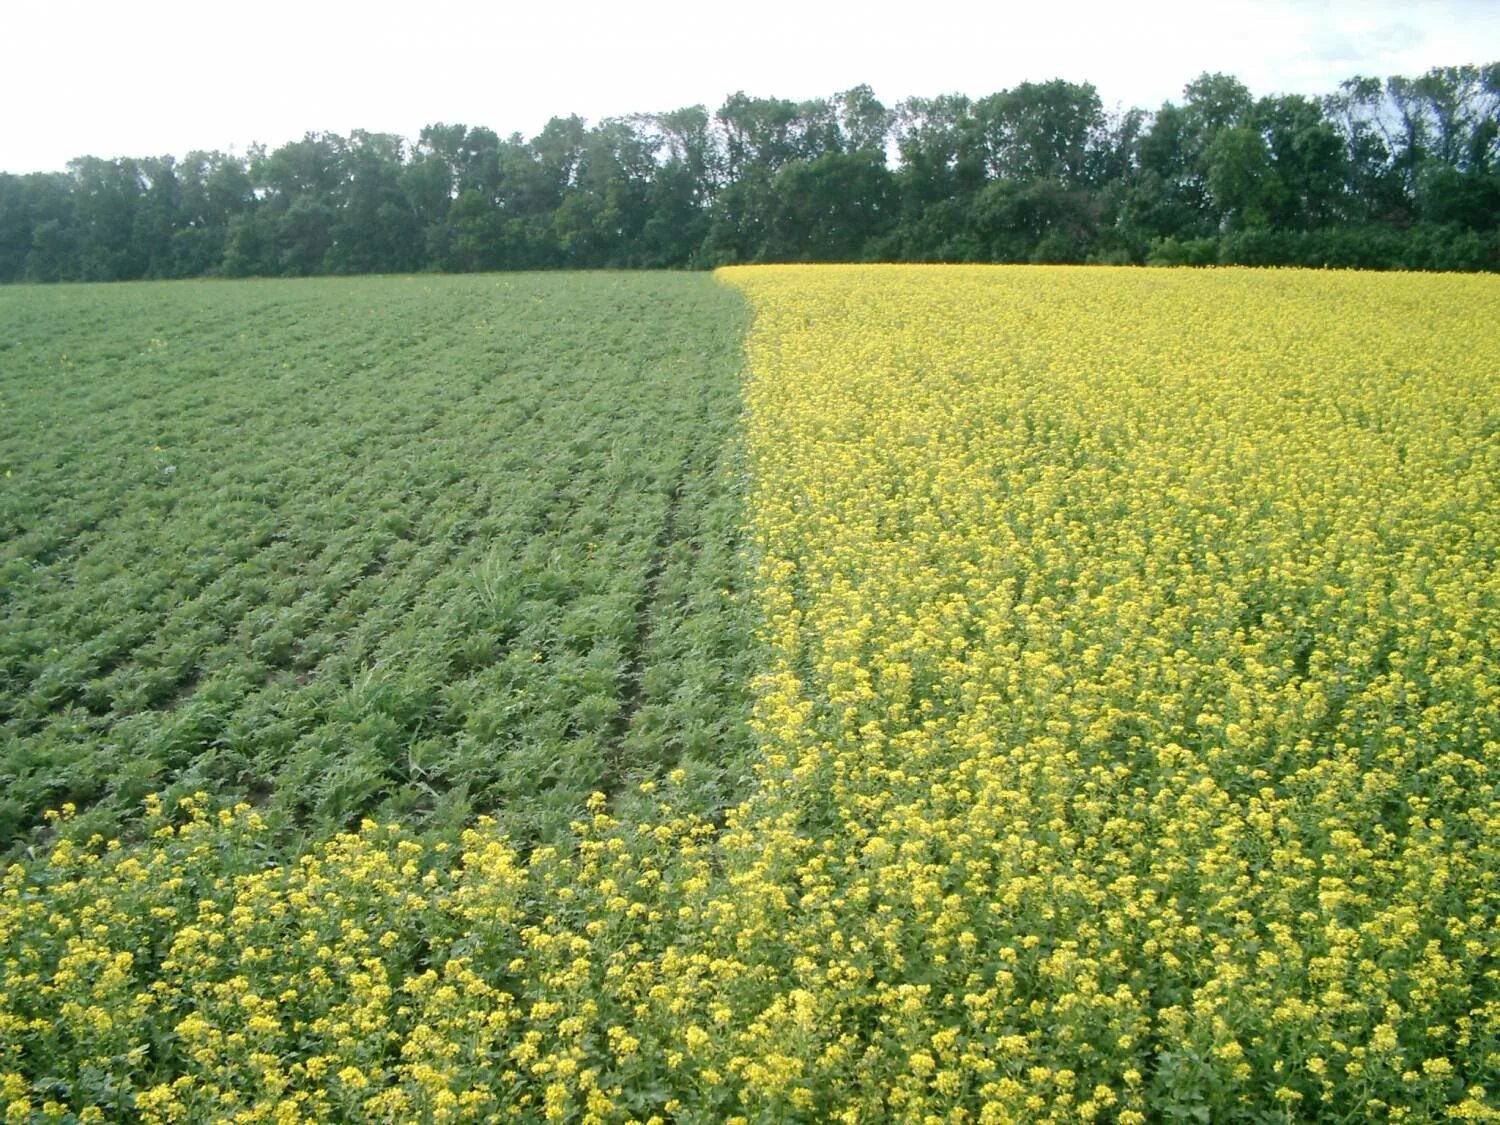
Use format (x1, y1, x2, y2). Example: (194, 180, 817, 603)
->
(723, 264, 1499, 1121)
(2, 265, 1497, 1122)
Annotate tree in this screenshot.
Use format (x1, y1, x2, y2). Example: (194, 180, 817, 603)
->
(1253, 94, 1347, 229)
(835, 85, 894, 154)
(634, 106, 717, 266)
(171, 151, 253, 277)
(1205, 125, 1276, 228)
(327, 131, 422, 275)
(428, 188, 503, 272)
(974, 80, 1104, 187)
(68, 156, 147, 280)
(553, 119, 656, 267)
(1127, 104, 1213, 242)
(0, 173, 74, 282)
(1326, 76, 1410, 222)
(705, 94, 843, 263)
(889, 94, 988, 259)
(762, 150, 895, 261)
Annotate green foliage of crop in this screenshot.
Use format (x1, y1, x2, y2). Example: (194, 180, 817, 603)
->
(0, 273, 756, 855)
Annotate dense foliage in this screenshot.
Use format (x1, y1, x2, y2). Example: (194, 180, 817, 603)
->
(1, 65, 1497, 280)
(0, 274, 756, 855)
(1, 266, 1494, 1121)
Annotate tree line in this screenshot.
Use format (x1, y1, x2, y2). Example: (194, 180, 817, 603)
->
(1, 65, 1496, 282)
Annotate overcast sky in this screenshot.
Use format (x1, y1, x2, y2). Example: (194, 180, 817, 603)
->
(3, 0, 1496, 173)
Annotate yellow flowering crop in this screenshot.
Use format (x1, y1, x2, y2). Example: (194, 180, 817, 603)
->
(1, 265, 1496, 1122)
(720, 263, 1498, 1121)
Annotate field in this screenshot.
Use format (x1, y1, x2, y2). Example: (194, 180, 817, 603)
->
(1, 266, 1496, 1122)
(0, 274, 756, 851)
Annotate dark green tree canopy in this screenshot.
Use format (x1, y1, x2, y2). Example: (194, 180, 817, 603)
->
(1, 63, 1495, 282)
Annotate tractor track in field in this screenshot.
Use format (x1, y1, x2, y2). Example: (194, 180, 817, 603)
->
(602, 391, 712, 799)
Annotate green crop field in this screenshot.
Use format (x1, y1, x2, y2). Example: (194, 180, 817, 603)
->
(0, 273, 756, 853)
